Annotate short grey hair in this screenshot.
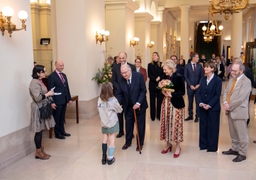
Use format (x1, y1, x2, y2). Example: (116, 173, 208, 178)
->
(233, 62, 245, 72)
(233, 57, 242, 63)
(120, 64, 131, 71)
(162, 59, 177, 73)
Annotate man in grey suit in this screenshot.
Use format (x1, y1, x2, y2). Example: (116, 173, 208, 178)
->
(222, 61, 251, 162)
(184, 53, 204, 122)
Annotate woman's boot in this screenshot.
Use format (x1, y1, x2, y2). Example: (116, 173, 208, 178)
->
(40, 146, 51, 158)
(35, 149, 49, 160)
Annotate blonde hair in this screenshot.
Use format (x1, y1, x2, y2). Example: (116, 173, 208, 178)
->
(162, 59, 177, 73)
(151, 52, 161, 67)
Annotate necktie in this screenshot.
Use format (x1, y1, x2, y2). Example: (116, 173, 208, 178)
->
(59, 73, 66, 84)
(193, 64, 196, 74)
(127, 79, 131, 87)
(226, 78, 237, 103)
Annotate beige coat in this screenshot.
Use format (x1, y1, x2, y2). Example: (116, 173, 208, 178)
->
(29, 79, 55, 133)
(223, 74, 251, 119)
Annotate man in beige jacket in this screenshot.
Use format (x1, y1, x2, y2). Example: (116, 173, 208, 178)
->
(222, 61, 251, 162)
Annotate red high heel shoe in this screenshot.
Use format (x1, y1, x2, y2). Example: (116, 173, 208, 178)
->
(173, 148, 181, 158)
(161, 144, 172, 154)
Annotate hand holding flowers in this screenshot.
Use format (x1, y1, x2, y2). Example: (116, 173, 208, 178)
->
(157, 79, 174, 97)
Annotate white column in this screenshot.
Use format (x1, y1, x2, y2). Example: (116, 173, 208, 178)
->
(105, 0, 139, 62)
(134, 12, 153, 67)
(179, 5, 190, 61)
(231, 13, 243, 57)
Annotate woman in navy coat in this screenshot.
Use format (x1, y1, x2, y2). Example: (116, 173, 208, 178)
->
(198, 61, 222, 152)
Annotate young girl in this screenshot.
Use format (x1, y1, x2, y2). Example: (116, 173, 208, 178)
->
(98, 82, 122, 165)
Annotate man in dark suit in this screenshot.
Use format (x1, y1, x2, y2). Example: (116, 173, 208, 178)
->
(116, 64, 148, 151)
(48, 60, 72, 139)
(184, 53, 204, 122)
(112, 51, 136, 138)
(170, 55, 184, 77)
(215, 56, 225, 80)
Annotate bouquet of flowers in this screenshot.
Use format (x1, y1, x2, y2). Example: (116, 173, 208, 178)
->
(157, 79, 174, 92)
(92, 62, 112, 84)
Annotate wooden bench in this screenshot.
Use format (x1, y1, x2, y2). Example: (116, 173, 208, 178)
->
(49, 95, 79, 138)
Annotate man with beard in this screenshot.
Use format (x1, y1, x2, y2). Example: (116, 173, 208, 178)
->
(222, 61, 251, 162)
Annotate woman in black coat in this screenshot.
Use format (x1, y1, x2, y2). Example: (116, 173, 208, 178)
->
(147, 52, 165, 121)
(160, 60, 185, 158)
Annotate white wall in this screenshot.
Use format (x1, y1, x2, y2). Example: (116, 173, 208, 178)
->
(0, 0, 33, 137)
(54, 0, 105, 101)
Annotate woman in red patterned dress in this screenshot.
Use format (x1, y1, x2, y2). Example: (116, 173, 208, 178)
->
(160, 60, 185, 158)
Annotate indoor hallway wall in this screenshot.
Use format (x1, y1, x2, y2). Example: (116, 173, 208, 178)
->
(53, 0, 105, 119)
(0, 0, 34, 170)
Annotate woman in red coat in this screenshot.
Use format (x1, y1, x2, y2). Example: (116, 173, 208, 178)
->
(134, 57, 147, 82)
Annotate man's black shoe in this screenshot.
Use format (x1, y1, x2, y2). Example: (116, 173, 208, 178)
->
(62, 132, 71, 136)
(185, 116, 193, 121)
(194, 117, 199, 123)
(122, 144, 131, 150)
(222, 149, 238, 155)
(233, 154, 246, 162)
(55, 135, 65, 139)
(116, 132, 124, 138)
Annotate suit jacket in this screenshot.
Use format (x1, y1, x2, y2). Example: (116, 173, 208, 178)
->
(138, 67, 147, 82)
(198, 74, 222, 111)
(184, 62, 204, 87)
(167, 72, 185, 108)
(215, 63, 225, 79)
(223, 74, 251, 119)
(176, 64, 184, 77)
(148, 62, 165, 91)
(112, 62, 136, 95)
(48, 71, 72, 105)
(244, 67, 254, 86)
(116, 72, 148, 114)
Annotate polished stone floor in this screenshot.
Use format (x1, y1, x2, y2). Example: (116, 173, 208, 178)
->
(1, 86, 256, 180)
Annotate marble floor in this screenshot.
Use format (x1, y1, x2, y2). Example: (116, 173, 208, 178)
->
(1, 88, 256, 179)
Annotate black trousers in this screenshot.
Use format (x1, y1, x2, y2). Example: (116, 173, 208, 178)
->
(149, 90, 163, 120)
(117, 111, 124, 134)
(124, 107, 146, 146)
(199, 109, 220, 151)
(53, 103, 67, 137)
(187, 88, 200, 118)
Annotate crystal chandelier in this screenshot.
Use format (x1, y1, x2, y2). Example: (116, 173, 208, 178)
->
(202, 13, 224, 37)
(209, 0, 249, 20)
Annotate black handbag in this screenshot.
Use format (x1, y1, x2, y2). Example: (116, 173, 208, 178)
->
(32, 96, 53, 120)
(39, 98, 53, 119)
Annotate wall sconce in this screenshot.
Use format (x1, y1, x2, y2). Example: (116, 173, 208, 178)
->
(241, 45, 244, 51)
(147, 41, 154, 48)
(130, 37, 139, 47)
(95, 29, 110, 44)
(0, 6, 28, 37)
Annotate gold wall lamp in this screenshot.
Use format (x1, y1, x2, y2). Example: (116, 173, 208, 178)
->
(0, 6, 28, 37)
(147, 41, 154, 48)
(95, 30, 110, 44)
(130, 37, 139, 47)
